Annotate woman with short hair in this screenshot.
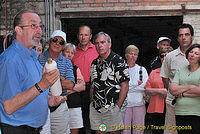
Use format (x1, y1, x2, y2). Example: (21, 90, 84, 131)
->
(170, 44, 200, 134)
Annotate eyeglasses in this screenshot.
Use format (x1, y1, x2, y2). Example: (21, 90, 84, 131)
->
(19, 24, 45, 31)
(52, 38, 65, 45)
(160, 55, 165, 58)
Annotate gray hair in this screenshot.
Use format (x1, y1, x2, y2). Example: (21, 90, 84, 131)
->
(13, 9, 38, 38)
(93, 32, 111, 44)
(13, 9, 38, 29)
(63, 43, 76, 54)
(125, 45, 139, 54)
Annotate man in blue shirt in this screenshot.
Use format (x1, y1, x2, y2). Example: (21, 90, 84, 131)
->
(39, 30, 75, 134)
(0, 9, 66, 134)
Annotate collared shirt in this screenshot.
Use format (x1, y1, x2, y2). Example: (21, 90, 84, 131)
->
(39, 50, 75, 95)
(90, 51, 130, 112)
(0, 40, 49, 128)
(72, 42, 99, 82)
(160, 47, 189, 105)
(145, 68, 165, 113)
(127, 64, 148, 107)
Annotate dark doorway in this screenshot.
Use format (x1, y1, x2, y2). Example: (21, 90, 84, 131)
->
(61, 16, 183, 73)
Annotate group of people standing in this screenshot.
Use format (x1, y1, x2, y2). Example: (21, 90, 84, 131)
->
(0, 9, 200, 134)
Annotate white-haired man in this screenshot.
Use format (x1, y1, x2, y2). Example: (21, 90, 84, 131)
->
(39, 30, 75, 134)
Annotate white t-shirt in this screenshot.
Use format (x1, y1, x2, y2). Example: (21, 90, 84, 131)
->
(127, 64, 149, 107)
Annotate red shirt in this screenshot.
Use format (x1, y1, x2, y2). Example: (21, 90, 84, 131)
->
(145, 68, 165, 113)
(72, 42, 99, 82)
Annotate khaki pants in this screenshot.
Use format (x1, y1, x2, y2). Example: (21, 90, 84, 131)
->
(164, 103, 177, 134)
(40, 109, 51, 134)
(90, 103, 124, 132)
(50, 102, 70, 134)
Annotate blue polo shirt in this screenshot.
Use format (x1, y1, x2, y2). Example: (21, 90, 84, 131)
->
(39, 50, 75, 95)
(0, 40, 49, 128)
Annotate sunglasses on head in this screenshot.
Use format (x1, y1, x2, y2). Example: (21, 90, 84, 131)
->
(52, 38, 65, 45)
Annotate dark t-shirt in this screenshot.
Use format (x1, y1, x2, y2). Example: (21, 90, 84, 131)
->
(67, 65, 82, 108)
(150, 56, 162, 71)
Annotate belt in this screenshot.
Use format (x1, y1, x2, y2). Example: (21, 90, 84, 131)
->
(0, 123, 42, 133)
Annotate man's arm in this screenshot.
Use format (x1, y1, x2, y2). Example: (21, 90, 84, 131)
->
(162, 77, 170, 89)
(61, 79, 74, 90)
(117, 80, 129, 109)
(3, 69, 59, 115)
(48, 95, 67, 107)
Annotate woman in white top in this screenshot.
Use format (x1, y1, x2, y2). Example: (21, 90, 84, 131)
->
(123, 45, 148, 134)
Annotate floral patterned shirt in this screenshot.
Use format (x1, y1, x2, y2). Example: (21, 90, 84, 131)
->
(90, 51, 130, 112)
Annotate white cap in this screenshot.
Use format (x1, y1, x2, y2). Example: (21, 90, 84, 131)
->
(50, 30, 66, 42)
(157, 37, 171, 44)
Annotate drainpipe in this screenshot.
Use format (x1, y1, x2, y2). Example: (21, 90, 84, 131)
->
(45, 0, 48, 41)
(52, 0, 55, 31)
(3, 33, 12, 51)
(4, 0, 7, 49)
(49, 0, 52, 34)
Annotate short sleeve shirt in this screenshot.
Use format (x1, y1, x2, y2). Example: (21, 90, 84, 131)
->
(39, 50, 75, 95)
(160, 47, 189, 104)
(172, 66, 200, 116)
(72, 42, 99, 82)
(145, 68, 165, 113)
(90, 51, 130, 112)
(0, 40, 49, 127)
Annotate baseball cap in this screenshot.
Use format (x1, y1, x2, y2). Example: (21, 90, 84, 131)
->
(50, 30, 66, 42)
(157, 37, 171, 44)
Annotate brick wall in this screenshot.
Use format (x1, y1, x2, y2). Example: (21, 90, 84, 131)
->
(60, 0, 200, 10)
(0, 0, 45, 35)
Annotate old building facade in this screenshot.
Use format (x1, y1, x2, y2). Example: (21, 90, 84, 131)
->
(1, 0, 200, 71)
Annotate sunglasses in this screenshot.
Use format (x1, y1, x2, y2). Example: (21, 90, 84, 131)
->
(52, 38, 65, 45)
(160, 54, 166, 58)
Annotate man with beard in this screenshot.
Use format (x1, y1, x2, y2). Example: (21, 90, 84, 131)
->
(0, 9, 66, 134)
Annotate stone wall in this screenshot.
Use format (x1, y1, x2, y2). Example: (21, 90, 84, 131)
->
(183, 13, 200, 43)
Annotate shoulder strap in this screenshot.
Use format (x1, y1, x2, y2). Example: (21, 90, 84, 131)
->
(73, 65, 78, 83)
(139, 66, 143, 81)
